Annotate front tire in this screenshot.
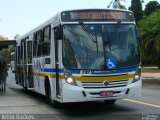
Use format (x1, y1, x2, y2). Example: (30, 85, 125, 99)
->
(46, 81, 60, 108)
(104, 99, 116, 105)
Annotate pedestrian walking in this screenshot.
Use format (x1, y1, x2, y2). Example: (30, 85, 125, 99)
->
(2, 61, 8, 91)
(0, 61, 3, 91)
(0, 61, 8, 91)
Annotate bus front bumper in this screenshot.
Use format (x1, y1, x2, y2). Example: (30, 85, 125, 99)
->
(62, 80, 142, 103)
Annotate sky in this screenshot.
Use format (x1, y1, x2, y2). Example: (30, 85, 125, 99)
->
(0, 0, 157, 39)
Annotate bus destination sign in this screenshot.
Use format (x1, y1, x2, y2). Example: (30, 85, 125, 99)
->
(61, 10, 134, 22)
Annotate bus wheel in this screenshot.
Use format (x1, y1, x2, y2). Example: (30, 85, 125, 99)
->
(45, 81, 60, 108)
(104, 99, 116, 105)
(3, 83, 6, 91)
(24, 86, 28, 93)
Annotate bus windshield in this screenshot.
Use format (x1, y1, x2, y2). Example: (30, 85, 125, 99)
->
(63, 24, 140, 70)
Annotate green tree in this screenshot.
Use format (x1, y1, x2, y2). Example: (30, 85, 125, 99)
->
(144, 1, 160, 16)
(8, 34, 18, 53)
(139, 10, 160, 67)
(8, 45, 15, 53)
(129, 0, 143, 24)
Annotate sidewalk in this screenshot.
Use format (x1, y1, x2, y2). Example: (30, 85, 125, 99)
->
(142, 72, 160, 90)
(142, 73, 160, 80)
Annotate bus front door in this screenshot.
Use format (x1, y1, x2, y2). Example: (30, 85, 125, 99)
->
(54, 26, 62, 98)
(26, 40, 34, 89)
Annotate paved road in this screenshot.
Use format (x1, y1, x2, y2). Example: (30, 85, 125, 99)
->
(0, 70, 160, 120)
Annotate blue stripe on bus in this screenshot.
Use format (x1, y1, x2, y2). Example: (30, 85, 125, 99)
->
(42, 67, 137, 75)
(43, 68, 63, 73)
(69, 70, 81, 74)
(91, 67, 137, 74)
(69, 67, 137, 74)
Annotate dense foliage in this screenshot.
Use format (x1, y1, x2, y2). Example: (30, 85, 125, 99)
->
(139, 10, 160, 67)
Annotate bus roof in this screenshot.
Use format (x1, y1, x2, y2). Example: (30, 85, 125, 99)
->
(16, 8, 134, 42)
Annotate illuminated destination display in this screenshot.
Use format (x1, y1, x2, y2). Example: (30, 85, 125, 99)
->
(61, 10, 134, 22)
(70, 12, 123, 20)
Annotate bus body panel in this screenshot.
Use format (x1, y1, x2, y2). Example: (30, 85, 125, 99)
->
(63, 80, 142, 102)
(62, 79, 141, 102)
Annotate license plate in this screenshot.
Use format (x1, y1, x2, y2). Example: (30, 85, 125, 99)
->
(100, 91, 113, 96)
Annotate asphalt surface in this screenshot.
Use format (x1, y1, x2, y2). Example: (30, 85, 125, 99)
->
(0, 70, 160, 120)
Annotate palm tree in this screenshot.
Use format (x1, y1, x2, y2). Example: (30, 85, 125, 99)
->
(107, 0, 126, 9)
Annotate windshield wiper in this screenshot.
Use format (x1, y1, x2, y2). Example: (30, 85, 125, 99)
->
(111, 21, 121, 39)
(79, 21, 97, 43)
(79, 21, 99, 53)
(104, 21, 121, 53)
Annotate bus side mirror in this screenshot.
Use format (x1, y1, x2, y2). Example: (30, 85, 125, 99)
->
(55, 26, 62, 40)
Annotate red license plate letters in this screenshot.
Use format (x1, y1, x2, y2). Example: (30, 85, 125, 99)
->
(100, 91, 113, 96)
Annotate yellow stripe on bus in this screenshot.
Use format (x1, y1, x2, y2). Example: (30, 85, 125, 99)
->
(33, 73, 64, 79)
(33, 72, 134, 82)
(74, 74, 135, 82)
(33, 73, 51, 78)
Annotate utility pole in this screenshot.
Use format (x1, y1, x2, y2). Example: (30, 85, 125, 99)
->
(107, 0, 126, 9)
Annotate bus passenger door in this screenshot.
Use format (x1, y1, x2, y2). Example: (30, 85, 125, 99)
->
(20, 41, 25, 86)
(54, 26, 62, 98)
(26, 40, 34, 89)
(15, 46, 20, 84)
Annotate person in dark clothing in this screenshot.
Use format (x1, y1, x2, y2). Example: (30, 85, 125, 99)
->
(0, 61, 8, 91)
(0, 61, 3, 91)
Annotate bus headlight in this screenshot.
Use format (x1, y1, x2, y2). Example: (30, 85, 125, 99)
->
(133, 66, 141, 83)
(134, 74, 140, 80)
(66, 77, 77, 85)
(64, 71, 77, 86)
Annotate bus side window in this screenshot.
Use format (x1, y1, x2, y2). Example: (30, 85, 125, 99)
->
(43, 25, 51, 42)
(33, 33, 37, 57)
(55, 25, 62, 40)
(37, 44, 42, 57)
(34, 30, 43, 57)
(42, 25, 51, 56)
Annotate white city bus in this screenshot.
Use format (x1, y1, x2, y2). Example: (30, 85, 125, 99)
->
(15, 9, 142, 106)
(10, 52, 15, 72)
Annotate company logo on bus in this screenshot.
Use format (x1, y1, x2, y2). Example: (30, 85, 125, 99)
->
(104, 81, 109, 86)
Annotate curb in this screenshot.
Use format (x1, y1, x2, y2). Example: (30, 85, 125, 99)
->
(142, 78, 160, 84)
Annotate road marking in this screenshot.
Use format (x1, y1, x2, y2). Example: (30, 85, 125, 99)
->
(124, 99, 160, 109)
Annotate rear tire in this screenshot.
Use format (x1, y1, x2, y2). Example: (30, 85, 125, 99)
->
(3, 83, 6, 91)
(24, 80, 28, 93)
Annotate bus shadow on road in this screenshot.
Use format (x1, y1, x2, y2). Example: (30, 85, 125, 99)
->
(10, 87, 137, 116)
(58, 102, 137, 116)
